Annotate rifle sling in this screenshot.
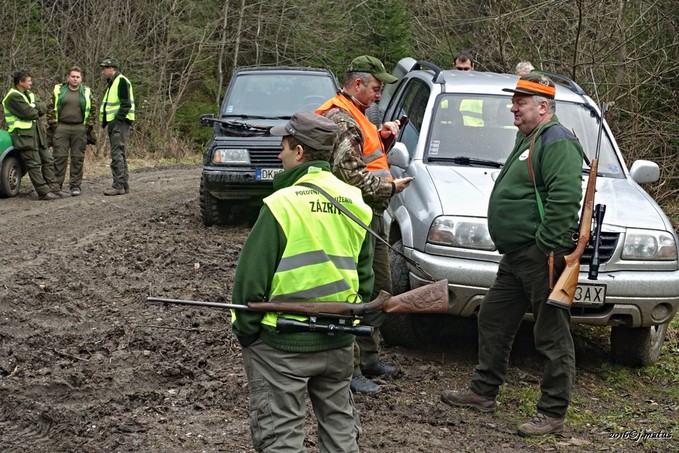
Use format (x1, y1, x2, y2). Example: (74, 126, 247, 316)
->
(298, 182, 435, 281)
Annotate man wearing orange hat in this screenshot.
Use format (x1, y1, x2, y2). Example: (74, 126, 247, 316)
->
(441, 73, 584, 437)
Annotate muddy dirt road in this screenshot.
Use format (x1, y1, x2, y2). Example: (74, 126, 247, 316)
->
(0, 165, 672, 452)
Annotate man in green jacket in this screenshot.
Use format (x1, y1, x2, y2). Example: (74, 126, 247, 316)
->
(47, 66, 97, 196)
(231, 111, 374, 452)
(441, 73, 583, 437)
(2, 70, 61, 200)
(99, 56, 134, 196)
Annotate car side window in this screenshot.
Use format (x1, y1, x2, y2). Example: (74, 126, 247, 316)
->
(392, 79, 430, 158)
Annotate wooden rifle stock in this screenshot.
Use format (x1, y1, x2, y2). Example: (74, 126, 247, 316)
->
(547, 103, 608, 309)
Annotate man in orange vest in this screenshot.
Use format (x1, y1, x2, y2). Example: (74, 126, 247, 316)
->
(317, 55, 413, 394)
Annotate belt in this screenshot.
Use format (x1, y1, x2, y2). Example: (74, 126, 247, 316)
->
(60, 121, 84, 125)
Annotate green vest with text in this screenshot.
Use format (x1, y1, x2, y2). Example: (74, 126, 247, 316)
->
(2, 89, 35, 132)
(260, 167, 372, 328)
(99, 74, 135, 122)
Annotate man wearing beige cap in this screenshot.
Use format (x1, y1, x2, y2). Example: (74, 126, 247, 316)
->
(317, 55, 413, 395)
(441, 73, 584, 437)
(231, 111, 373, 452)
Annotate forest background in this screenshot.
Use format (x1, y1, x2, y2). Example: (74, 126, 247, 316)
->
(1, 0, 677, 220)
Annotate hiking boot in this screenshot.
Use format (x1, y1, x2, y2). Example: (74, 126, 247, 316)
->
(362, 361, 399, 378)
(70, 188, 81, 196)
(104, 187, 126, 196)
(350, 375, 380, 394)
(39, 192, 60, 201)
(517, 413, 564, 437)
(441, 387, 498, 413)
(54, 190, 70, 197)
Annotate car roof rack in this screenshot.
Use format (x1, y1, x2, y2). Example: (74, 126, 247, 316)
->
(412, 61, 446, 85)
(536, 70, 585, 95)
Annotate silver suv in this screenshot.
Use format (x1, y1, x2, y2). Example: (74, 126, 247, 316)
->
(380, 58, 679, 366)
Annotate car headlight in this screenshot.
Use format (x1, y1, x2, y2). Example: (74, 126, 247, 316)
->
(213, 148, 250, 164)
(427, 216, 496, 251)
(621, 229, 678, 260)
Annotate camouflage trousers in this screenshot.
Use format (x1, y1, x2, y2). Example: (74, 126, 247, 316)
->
(20, 147, 58, 197)
(354, 213, 391, 372)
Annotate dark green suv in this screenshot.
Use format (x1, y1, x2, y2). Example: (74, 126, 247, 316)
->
(199, 66, 339, 225)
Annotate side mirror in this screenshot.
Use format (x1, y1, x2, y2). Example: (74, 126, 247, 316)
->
(629, 160, 659, 184)
(387, 142, 410, 169)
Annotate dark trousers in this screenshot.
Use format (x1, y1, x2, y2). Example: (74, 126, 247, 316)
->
(20, 147, 57, 196)
(107, 120, 130, 189)
(53, 123, 87, 190)
(470, 243, 575, 419)
(354, 213, 391, 372)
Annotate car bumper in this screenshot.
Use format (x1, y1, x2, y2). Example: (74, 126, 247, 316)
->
(407, 248, 679, 328)
(203, 167, 275, 201)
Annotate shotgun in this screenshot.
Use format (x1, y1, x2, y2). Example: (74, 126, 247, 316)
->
(148, 279, 449, 336)
(546, 103, 608, 309)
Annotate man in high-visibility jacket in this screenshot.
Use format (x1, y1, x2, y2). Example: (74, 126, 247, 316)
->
(99, 56, 135, 196)
(2, 70, 61, 200)
(47, 66, 97, 196)
(231, 111, 374, 452)
(317, 55, 414, 394)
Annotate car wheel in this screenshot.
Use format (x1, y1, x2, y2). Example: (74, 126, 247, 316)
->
(0, 155, 22, 198)
(382, 239, 444, 347)
(610, 322, 668, 367)
(199, 175, 229, 226)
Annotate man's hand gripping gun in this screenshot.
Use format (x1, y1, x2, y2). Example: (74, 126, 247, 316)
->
(148, 279, 449, 337)
(547, 103, 609, 309)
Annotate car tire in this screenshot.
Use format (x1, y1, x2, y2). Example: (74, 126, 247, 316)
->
(610, 322, 668, 367)
(0, 155, 22, 198)
(199, 174, 229, 226)
(382, 239, 444, 347)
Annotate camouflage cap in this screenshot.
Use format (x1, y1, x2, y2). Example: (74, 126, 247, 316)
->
(269, 111, 338, 151)
(99, 57, 119, 68)
(347, 55, 398, 84)
(502, 73, 556, 99)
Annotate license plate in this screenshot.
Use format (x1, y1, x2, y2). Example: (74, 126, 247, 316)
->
(256, 168, 282, 181)
(573, 283, 606, 306)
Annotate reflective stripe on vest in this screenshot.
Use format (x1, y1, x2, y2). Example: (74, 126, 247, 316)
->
(259, 167, 372, 328)
(53, 84, 93, 124)
(99, 74, 135, 122)
(2, 89, 35, 132)
(317, 94, 393, 181)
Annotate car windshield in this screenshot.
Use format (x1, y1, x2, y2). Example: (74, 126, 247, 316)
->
(427, 95, 623, 177)
(221, 72, 337, 119)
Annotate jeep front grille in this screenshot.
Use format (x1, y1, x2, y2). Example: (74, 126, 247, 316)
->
(250, 149, 282, 166)
(580, 232, 619, 265)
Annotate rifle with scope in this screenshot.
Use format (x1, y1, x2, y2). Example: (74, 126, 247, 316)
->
(148, 279, 449, 337)
(546, 103, 609, 309)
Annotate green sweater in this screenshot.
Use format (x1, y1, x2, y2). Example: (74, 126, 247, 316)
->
(487, 116, 583, 254)
(231, 160, 374, 352)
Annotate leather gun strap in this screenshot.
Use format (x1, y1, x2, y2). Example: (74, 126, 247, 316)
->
(298, 182, 435, 281)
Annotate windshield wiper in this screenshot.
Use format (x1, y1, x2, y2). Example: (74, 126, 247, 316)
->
(428, 155, 503, 168)
(223, 114, 290, 120)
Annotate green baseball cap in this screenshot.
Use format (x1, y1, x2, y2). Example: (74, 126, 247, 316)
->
(99, 56, 119, 68)
(347, 55, 398, 84)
